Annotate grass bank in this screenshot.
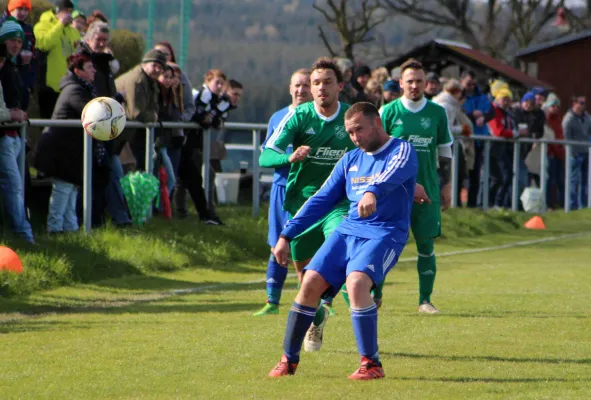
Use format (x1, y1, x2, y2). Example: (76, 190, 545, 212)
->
(1, 206, 590, 298)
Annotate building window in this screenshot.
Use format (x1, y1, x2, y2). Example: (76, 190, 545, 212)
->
(527, 62, 538, 79)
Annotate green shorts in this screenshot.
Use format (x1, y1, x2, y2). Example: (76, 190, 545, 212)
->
(290, 207, 347, 262)
(411, 202, 441, 241)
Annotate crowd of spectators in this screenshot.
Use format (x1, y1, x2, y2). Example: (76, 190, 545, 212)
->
(332, 56, 591, 213)
(0, 0, 243, 243)
(0, 0, 588, 244)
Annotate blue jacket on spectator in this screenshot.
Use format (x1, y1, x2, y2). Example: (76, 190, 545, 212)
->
(462, 85, 492, 136)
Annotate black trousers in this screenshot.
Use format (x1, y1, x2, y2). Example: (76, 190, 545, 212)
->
(38, 87, 60, 119)
(175, 144, 210, 218)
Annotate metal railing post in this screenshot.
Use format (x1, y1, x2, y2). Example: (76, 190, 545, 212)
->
(145, 126, 155, 220)
(83, 132, 93, 233)
(145, 126, 154, 174)
(588, 147, 591, 209)
(252, 130, 261, 217)
(202, 128, 211, 203)
(450, 140, 459, 208)
(540, 142, 548, 214)
(18, 123, 26, 188)
(511, 141, 520, 211)
(565, 144, 571, 213)
(482, 140, 491, 211)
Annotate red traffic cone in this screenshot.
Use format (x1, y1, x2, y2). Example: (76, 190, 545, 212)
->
(524, 216, 545, 230)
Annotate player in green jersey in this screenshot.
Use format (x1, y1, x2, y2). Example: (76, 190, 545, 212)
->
(259, 58, 356, 351)
(379, 58, 453, 313)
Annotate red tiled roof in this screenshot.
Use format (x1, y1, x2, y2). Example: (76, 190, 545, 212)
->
(385, 39, 553, 90)
(447, 44, 553, 89)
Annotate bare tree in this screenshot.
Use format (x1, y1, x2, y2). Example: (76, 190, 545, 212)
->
(382, 0, 567, 58)
(313, 0, 388, 61)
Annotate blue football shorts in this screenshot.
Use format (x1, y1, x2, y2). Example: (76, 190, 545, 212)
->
(267, 184, 290, 247)
(304, 231, 405, 298)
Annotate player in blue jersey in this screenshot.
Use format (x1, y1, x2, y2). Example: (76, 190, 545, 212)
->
(268, 102, 420, 380)
(253, 68, 313, 316)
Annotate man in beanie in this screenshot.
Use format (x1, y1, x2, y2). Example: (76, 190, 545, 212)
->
(0, 19, 34, 243)
(33, 0, 80, 118)
(514, 91, 546, 189)
(115, 49, 165, 170)
(0, 0, 35, 111)
(425, 71, 441, 100)
(542, 93, 565, 208)
(381, 79, 401, 107)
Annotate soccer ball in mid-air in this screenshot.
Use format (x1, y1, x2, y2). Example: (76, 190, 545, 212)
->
(81, 97, 126, 141)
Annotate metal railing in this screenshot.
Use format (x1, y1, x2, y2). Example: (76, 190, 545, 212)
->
(9, 119, 591, 235)
(10, 119, 267, 233)
(450, 135, 591, 213)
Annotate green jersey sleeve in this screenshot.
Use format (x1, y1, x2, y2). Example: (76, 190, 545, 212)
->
(437, 106, 454, 147)
(259, 150, 291, 168)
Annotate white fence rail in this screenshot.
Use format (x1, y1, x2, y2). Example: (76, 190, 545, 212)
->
(451, 135, 591, 213)
(9, 119, 266, 233)
(6, 119, 591, 234)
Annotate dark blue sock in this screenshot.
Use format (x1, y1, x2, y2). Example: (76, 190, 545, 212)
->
(266, 254, 288, 305)
(283, 302, 317, 363)
(351, 304, 379, 363)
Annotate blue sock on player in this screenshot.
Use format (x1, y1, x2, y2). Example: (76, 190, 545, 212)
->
(266, 254, 288, 305)
(351, 304, 379, 363)
(283, 302, 317, 363)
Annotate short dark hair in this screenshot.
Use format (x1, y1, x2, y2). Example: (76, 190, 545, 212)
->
(227, 79, 243, 90)
(400, 58, 424, 75)
(344, 101, 380, 121)
(460, 70, 476, 80)
(572, 95, 586, 103)
(68, 53, 92, 72)
(311, 57, 343, 83)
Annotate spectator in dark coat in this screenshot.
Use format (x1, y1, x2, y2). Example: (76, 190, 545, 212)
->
(0, 19, 34, 243)
(34, 54, 110, 232)
(76, 20, 131, 227)
(0, 0, 36, 111)
(461, 70, 494, 207)
(514, 91, 546, 188)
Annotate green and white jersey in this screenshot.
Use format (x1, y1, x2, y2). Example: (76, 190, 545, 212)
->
(265, 101, 355, 215)
(380, 97, 453, 202)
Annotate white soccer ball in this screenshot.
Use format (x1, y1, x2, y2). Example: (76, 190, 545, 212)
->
(81, 97, 126, 141)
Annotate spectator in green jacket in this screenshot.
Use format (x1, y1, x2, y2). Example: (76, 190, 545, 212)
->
(33, 0, 80, 118)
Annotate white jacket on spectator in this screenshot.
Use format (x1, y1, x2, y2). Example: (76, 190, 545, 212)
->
(433, 90, 476, 170)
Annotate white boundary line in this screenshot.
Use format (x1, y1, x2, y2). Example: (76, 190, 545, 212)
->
(168, 232, 589, 296)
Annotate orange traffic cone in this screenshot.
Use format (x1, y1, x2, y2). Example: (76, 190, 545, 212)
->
(524, 216, 546, 230)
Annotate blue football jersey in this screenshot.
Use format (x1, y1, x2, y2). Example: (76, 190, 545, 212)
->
(263, 106, 294, 186)
(282, 137, 418, 242)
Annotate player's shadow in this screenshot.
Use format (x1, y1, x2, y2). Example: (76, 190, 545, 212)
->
(419, 311, 588, 319)
(389, 376, 590, 383)
(333, 349, 591, 365)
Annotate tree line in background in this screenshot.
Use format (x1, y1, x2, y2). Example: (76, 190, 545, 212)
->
(14, 0, 591, 124)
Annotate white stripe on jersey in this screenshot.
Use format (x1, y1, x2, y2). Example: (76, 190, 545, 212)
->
(373, 141, 411, 184)
(265, 109, 297, 154)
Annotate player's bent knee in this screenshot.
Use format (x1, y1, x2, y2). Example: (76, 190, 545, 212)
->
(345, 272, 374, 300)
(298, 270, 329, 301)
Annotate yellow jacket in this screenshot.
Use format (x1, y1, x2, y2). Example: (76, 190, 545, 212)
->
(33, 10, 81, 92)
